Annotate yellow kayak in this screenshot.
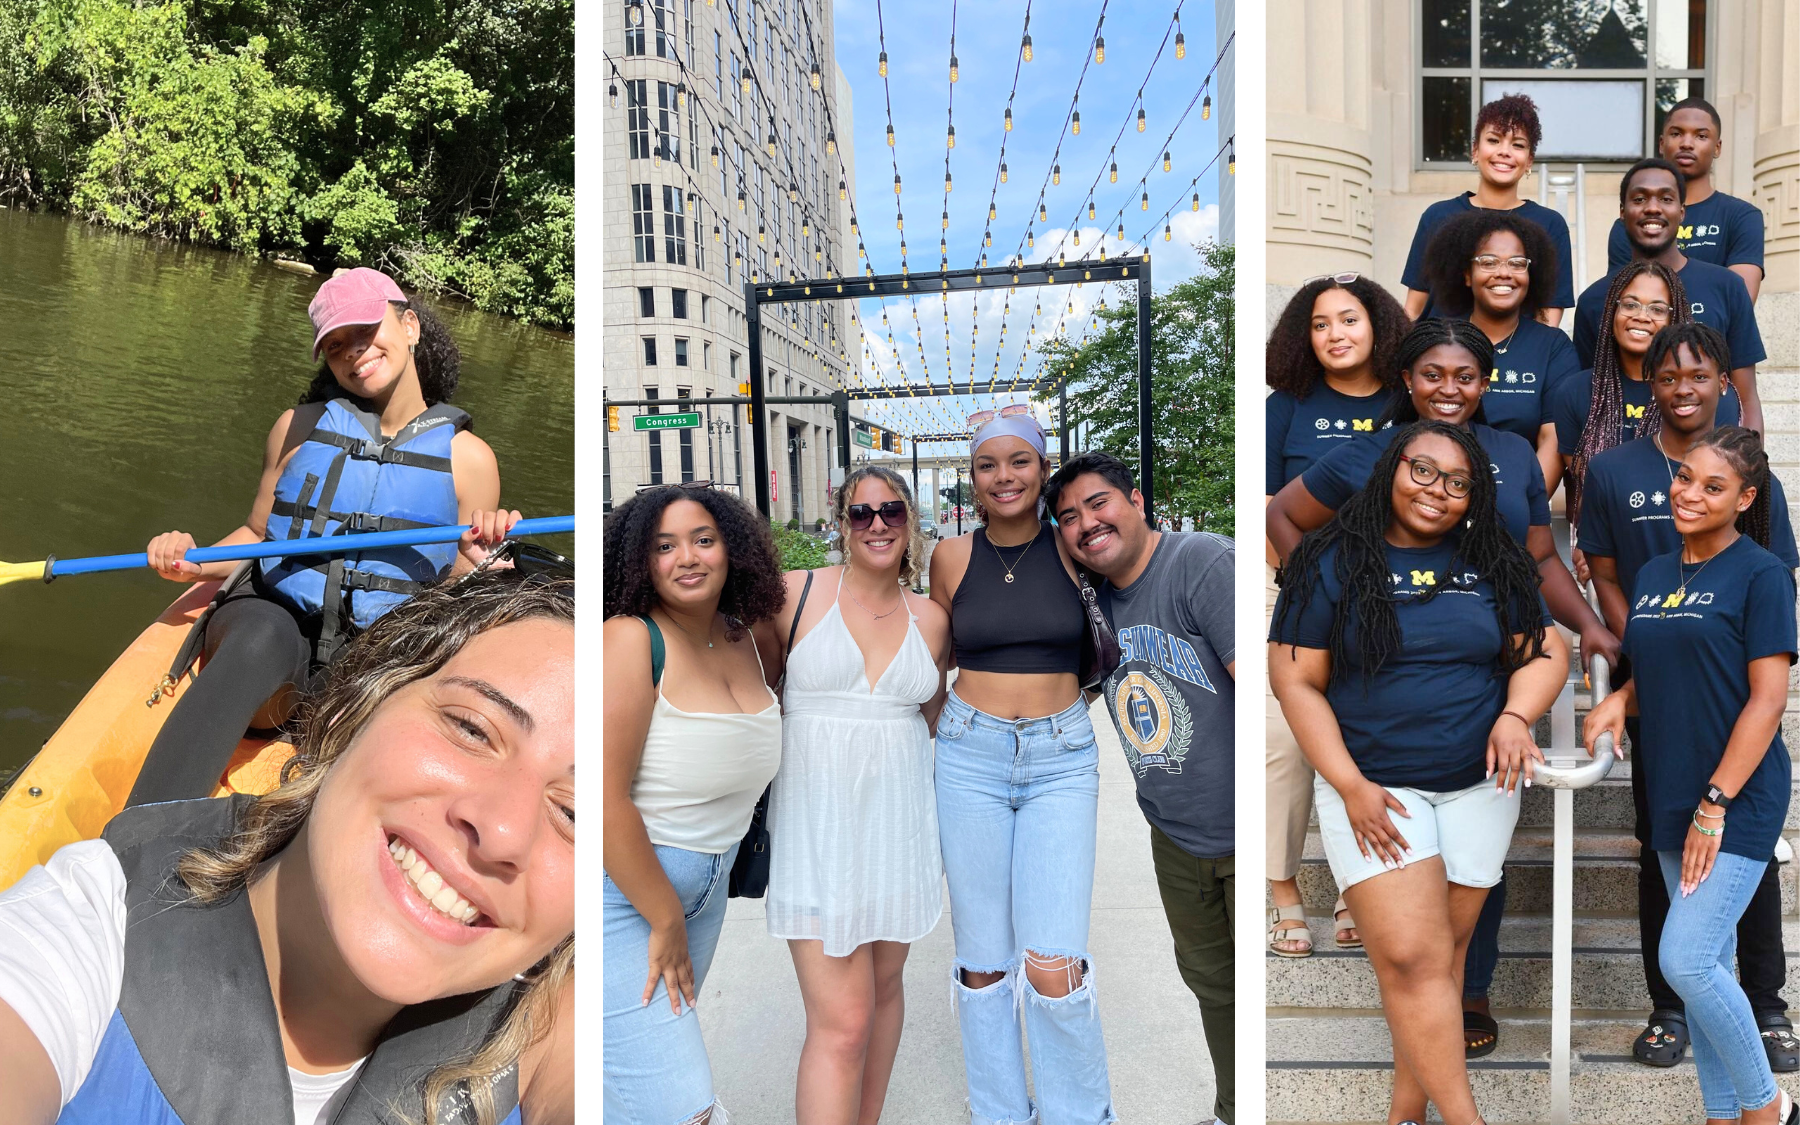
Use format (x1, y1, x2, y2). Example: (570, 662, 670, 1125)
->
(0, 581, 296, 888)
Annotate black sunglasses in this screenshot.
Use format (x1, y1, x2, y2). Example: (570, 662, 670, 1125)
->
(847, 501, 907, 530)
(458, 539, 574, 586)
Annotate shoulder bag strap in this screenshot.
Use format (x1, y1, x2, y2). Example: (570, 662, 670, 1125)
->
(786, 570, 815, 654)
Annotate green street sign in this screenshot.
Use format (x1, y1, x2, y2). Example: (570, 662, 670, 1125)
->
(853, 429, 874, 448)
(633, 412, 702, 431)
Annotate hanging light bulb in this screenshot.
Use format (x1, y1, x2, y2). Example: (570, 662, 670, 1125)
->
(947, 124, 956, 149)
(802, 219, 810, 236)
(736, 189, 746, 210)
(810, 61, 822, 90)
(767, 132, 777, 156)
(1039, 202, 1048, 221)
(1164, 151, 1172, 173)
(788, 181, 799, 202)
(939, 238, 947, 255)
(896, 212, 904, 230)
(1021, 33, 1032, 61)
(1058, 252, 1066, 266)
(1117, 221, 1125, 240)
(709, 144, 719, 166)
(988, 202, 997, 220)
(1094, 35, 1104, 64)
(1175, 27, 1187, 59)
(1201, 92, 1211, 120)
(742, 72, 752, 95)
(1053, 164, 1061, 185)
(1228, 141, 1236, 175)
(839, 179, 847, 200)
(714, 224, 722, 242)
(815, 245, 823, 261)
(1098, 244, 1107, 261)
(945, 172, 953, 192)
(686, 192, 696, 214)
(1192, 192, 1200, 211)
(878, 50, 888, 77)
(1027, 229, 1034, 247)
(1072, 229, 1081, 246)
(1003, 107, 1013, 132)
(1163, 223, 1172, 241)
(893, 173, 902, 194)
(652, 145, 661, 168)
(949, 55, 959, 82)
(1071, 108, 1080, 135)
(886, 124, 895, 147)
(941, 209, 950, 229)
(677, 83, 688, 110)
(850, 218, 858, 233)
(1000, 161, 1008, 183)
(608, 82, 618, 108)
(1137, 107, 1147, 132)
(1109, 161, 1118, 184)
(1140, 189, 1149, 210)
(630, 1, 643, 25)
(758, 224, 766, 243)
(984, 231, 992, 245)
(1088, 199, 1096, 219)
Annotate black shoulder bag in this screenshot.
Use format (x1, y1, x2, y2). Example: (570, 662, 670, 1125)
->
(1076, 568, 1122, 691)
(728, 569, 814, 898)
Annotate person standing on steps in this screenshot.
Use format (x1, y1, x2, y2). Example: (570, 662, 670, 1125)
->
(1046, 452, 1237, 1125)
(1272, 421, 1568, 1125)
(1263, 275, 1413, 957)
(764, 466, 951, 1125)
(1572, 323, 1799, 1073)
(1399, 93, 1574, 326)
(1571, 159, 1767, 433)
(1585, 426, 1799, 1125)
(927, 407, 1114, 1125)
(1606, 98, 1766, 303)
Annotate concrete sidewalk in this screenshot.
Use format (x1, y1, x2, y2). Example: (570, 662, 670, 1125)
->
(695, 698, 1218, 1124)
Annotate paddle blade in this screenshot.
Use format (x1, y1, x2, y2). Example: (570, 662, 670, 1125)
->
(0, 560, 48, 588)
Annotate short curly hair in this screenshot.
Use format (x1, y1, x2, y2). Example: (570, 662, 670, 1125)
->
(602, 487, 786, 638)
(1474, 93, 1542, 155)
(301, 298, 462, 407)
(1421, 209, 1560, 320)
(1265, 276, 1412, 398)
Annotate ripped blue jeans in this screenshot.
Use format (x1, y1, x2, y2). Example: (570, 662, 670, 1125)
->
(934, 688, 1115, 1125)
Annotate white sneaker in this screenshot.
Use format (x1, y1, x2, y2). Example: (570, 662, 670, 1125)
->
(1777, 835, 1793, 864)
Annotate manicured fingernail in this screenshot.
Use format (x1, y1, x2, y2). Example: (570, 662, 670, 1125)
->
(1525, 778, 1532, 788)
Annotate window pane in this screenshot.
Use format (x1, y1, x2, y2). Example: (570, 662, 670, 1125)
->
(1484, 78, 1645, 159)
(675, 338, 689, 366)
(1655, 0, 1706, 67)
(1422, 76, 1471, 162)
(1655, 77, 1704, 136)
(671, 288, 688, 317)
(644, 337, 658, 364)
(1480, 0, 1647, 69)
(638, 287, 655, 317)
(1421, 0, 1471, 67)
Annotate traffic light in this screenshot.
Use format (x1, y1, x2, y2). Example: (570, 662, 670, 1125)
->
(607, 405, 620, 432)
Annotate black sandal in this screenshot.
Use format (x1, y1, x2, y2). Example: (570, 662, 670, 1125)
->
(1632, 1009, 1688, 1067)
(1464, 1009, 1499, 1059)
(1759, 1012, 1800, 1073)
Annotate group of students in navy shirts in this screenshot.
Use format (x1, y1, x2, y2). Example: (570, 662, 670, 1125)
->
(1264, 92, 1794, 1125)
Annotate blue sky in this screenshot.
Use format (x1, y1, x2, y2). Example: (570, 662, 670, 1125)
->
(828, 0, 1225, 444)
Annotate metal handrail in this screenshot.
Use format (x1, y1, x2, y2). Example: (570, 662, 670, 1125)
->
(1536, 656, 1616, 789)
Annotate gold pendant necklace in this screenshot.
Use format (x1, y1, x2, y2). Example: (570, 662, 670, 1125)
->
(989, 526, 1038, 584)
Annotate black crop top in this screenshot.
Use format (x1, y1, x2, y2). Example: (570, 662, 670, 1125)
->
(951, 523, 1085, 675)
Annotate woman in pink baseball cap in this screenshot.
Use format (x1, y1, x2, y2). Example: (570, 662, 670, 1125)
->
(128, 267, 522, 807)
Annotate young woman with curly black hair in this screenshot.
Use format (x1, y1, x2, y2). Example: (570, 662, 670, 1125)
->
(1421, 209, 1581, 493)
(1586, 427, 1799, 1125)
(1265, 274, 1411, 957)
(1400, 94, 1575, 324)
(1272, 420, 1567, 1125)
(128, 268, 519, 809)
(602, 485, 786, 1124)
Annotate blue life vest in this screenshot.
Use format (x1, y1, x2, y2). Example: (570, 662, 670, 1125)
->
(58, 797, 524, 1125)
(260, 399, 468, 660)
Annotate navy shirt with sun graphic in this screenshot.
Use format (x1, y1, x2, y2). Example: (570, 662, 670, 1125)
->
(1097, 532, 1235, 860)
(1265, 383, 1395, 495)
(1270, 538, 1552, 791)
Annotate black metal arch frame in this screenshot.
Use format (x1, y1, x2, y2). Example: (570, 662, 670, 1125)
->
(745, 255, 1158, 522)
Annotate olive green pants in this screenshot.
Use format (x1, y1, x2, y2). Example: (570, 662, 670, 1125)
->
(1151, 824, 1235, 1125)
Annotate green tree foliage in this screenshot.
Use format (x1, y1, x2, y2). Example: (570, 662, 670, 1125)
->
(1034, 241, 1235, 533)
(0, 0, 572, 327)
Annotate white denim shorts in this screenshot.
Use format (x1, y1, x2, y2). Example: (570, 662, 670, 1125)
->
(1312, 774, 1520, 890)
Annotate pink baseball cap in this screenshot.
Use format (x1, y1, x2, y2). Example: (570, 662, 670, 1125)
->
(308, 268, 407, 358)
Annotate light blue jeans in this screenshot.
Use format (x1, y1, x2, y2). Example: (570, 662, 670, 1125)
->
(603, 841, 739, 1125)
(1657, 848, 1780, 1120)
(934, 688, 1116, 1125)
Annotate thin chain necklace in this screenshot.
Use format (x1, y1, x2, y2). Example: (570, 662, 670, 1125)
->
(666, 613, 716, 649)
(844, 569, 904, 619)
(988, 525, 1039, 584)
(1492, 319, 1520, 356)
(1676, 545, 1727, 602)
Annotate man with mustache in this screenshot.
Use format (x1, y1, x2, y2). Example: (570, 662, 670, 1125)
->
(1044, 452, 1236, 1125)
(1573, 158, 1766, 432)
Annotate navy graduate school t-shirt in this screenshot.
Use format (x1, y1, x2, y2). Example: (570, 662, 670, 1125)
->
(1266, 384, 1395, 494)
(1469, 316, 1584, 446)
(1607, 192, 1766, 274)
(1299, 422, 1551, 545)
(1401, 194, 1577, 318)
(1624, 536, 1797, 860)
(1548, 369, 1742, 456)
(1577, 437, 1798, 594)
(1097, 532, 1236, 859)
(1270, 538, 1552, 791)
(1572, 258, 1767, 371)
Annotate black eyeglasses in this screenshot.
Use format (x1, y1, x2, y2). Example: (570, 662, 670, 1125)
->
(1398, 454, 1475, 498)
(847, 501, 907, 530)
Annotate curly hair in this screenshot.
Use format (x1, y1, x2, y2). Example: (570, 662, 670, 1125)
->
(1265, 276, 1412, 398)
(1275, 421, 1546, 684)
(176, 570, 575, 1125)
(301, 298, 462, 407)
(1474, 93, 1542, 155)
(1375, 318, 1496, 429)
(1566, 260, 1692, 523)
(1619, 157, 1687, 209)
(1692, 426, 1773, 549)
(602, 486, 786, 638)
(833, 465, 927, 588)
(1420, 209, 1560, 320)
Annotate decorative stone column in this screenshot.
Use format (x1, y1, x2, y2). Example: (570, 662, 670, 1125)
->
(1751, 0, 1799, 367)
(1266, 0, 1376, 288)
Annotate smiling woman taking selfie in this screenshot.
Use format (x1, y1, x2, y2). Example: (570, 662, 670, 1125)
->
(0, 568, 575, 1125)
(602, 485, 786, 1125)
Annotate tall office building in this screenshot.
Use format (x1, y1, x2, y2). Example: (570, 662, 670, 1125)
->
(604, 0, 861, 521)
(1214, 0, 1235, 245)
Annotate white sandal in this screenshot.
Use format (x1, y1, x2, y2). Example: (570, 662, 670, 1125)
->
(1334, 896, 1362, 949)
(1268, 902, 1314, 958)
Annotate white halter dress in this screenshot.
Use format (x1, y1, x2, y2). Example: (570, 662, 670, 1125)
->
(767, 571, 944, 956)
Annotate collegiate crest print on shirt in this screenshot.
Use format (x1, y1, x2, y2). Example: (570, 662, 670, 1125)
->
(1106, 621, 1217, 777)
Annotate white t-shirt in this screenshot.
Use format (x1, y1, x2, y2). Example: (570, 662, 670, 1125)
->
(0, 840, 364, 1124)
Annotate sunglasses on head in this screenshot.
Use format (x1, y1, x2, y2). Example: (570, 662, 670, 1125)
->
(1303, 272, 1362, 286)
(456, 538, 575, 587)
(847, 501, 908, 530)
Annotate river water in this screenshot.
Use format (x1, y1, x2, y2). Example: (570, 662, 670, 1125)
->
(0, 210, 574, 773)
